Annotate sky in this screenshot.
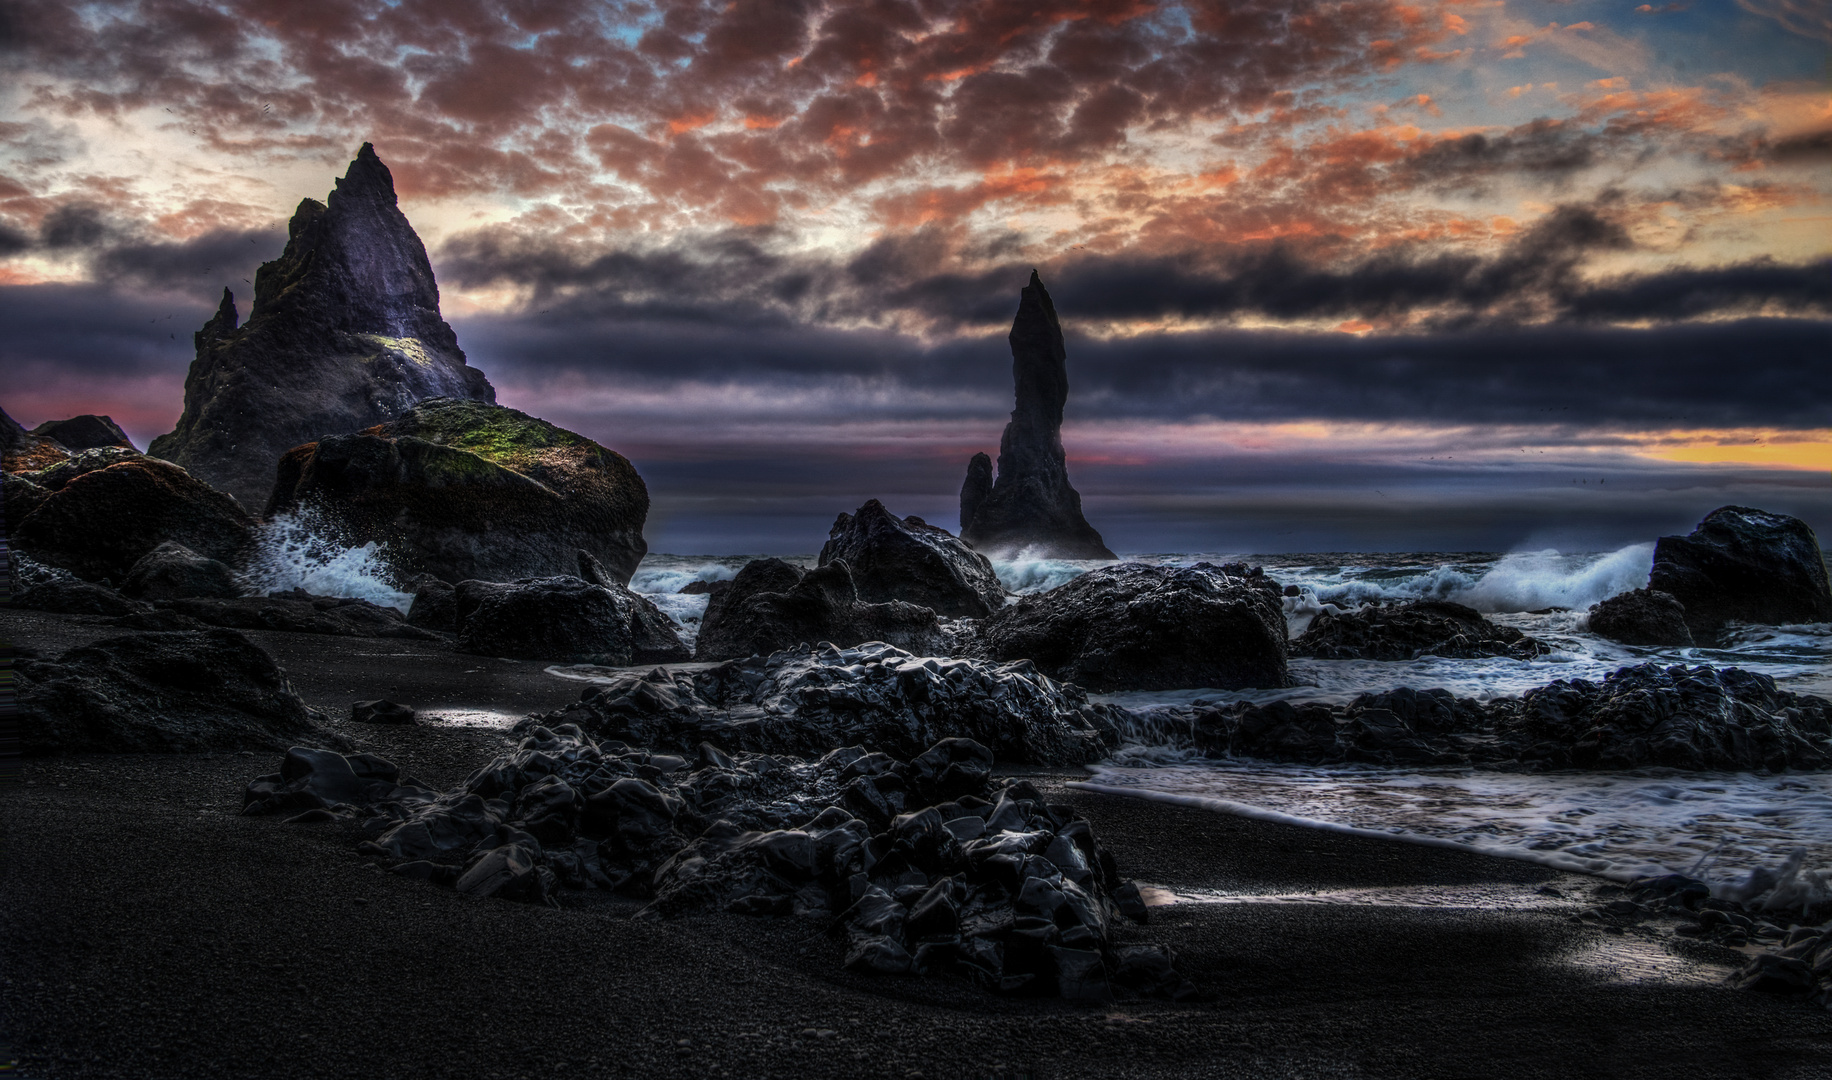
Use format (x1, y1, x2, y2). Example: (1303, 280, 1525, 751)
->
(2, 0, 1829, 555)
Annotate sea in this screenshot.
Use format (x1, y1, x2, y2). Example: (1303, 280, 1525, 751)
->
(251, 524, 1832, 904)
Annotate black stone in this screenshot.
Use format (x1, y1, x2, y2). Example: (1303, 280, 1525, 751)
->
(123, 541, 240, 601)
(352, 699, 417, 725)
(454, 575, 688, 664)
(1587, 588, 1694, 647)
(958, 272, 1114, 559)
(693, 558, 941, 663)
(28, 415, 136, 452)
(819, 499, 1007, 618)
(1648, 506, 1832, 635)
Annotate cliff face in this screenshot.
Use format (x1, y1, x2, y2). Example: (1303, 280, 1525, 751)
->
(958, 271, 1115, 560)
(149, 144, 494, 509)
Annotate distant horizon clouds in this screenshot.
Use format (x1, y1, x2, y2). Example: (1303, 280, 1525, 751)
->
(2, 0, 1828, 553)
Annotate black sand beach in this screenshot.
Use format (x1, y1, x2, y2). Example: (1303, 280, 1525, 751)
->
(5, 610, 1831, 1079)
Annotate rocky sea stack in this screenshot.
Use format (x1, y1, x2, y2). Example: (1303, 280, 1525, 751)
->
(959, 271, 1114, 560)
(267, 398, 650, 585)
(149, 143, 495, 509)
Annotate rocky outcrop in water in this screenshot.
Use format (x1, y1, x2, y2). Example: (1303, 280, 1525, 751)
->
(1192, 663, 1832, 771)
(149, 144, 496, 509)
(958, 272, 1114, 560)
(1290, 600, 1548, 661)
(820, 500, 1007, 618)
(10, 448, 254, 582)
(536, 641, 1122, 765)
(242, 729, 1189, 999)
(454, 575, 688, 665)
(694, 558, 941, 662)
(1648, 507, 1832, 636)
(980, 563, 1289, 692)
(1587, 589, 1694, 647)
(266, 398, 650, 585)
(18, 629, 340, 754)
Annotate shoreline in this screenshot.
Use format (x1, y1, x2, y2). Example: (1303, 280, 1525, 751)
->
(5, 611, 1831, 1078)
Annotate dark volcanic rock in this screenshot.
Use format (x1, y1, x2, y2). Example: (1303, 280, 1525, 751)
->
(265, 398, 649, 586)
(148, 145, 496, 509)
(18, 629, 339, 754)
(28, 415, 136, 452)
(405, 575, 457, 632)
(15, 577, 144, 617)
(241, 729, 1190, 999)
(454, 575, 688, 665)
(1291, 600, 1548, 661)
(694, 558, 942, 663)
(819, 499, 1007, 618)
(1648, 506, 1832, 635)
(980, 563, 1289, 693)
(1587, 588, 1695, 647)
(958, 272, 1115, 560)
(123, 541, 240, 601)
(538, 640, 1122, 765)
(1193, 663, 1832, 772)
(12, 449, 254, 581)
(352, 699, 417, 725)
(1, 405, 69, 473)
(161, 590, 437, 639)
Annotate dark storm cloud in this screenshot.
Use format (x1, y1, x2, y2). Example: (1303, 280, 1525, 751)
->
(441, 200, 1826, 334)
(91, 225, 284, 296)
(0, 282, 206, 376)
(37, 203, 109, 249)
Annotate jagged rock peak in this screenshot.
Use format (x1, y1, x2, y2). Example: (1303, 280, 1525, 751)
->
(958, 271, 1114, 560)
(149, 143, 495, 510)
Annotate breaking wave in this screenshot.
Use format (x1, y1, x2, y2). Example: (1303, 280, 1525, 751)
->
(239, 509, 413, 612)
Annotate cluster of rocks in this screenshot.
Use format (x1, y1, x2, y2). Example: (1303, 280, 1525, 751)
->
(532, 640, 1123, 766)
(243, 730, 1193, 1000)
(819, 499, 1008, 618)
(1589, 507, 1832, 646)
(1191, 663, 1832, 771)
(403, 562, 688, 664)
(1, 407, 134, 473)
(1290, 599, 1547, 662)
(15, 628, 341, 754)
(1614, 872, 1832, 1006)
(978, 563, 1289, 692)
(695, 557, 941, 663)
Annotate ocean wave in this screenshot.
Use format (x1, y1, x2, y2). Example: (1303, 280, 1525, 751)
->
(239, 509, 413, 612)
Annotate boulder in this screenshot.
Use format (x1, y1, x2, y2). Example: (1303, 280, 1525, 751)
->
(538, 640, 1122, 765)
(694, 558, 942, 662)
(958, 271, 1115, 559)
(1291, 599, 1548, 661)
(148, 144, 496, 509)
(1587, 589, 1694, 647)
(12, 558, 144, 616)
(1, 405, 69, 473)
(241, 728, 1192, 999)
(1191, 663, 1832, 772)
(17, 629, 340, 754)
(265, 398, 649, 586)
(352, 699, 417, 725)
(819, 499, 1007, 618)
(1648, 506, 1832, 635)
(28, 415, 136, 452)
(980, 563, 1289, 692)
(405, 575, 458, 632)
(123, 541, 241, 601)
(11, 449, 254, 582)
(159, 590, 437, 639)
(454, 575, 688, 665)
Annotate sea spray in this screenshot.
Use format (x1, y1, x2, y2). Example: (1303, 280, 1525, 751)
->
(239, 509, 414, 612)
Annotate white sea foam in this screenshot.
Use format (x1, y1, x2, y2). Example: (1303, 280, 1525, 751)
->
(239, 510, 413, 612)
(1076, 762, 1832, 907)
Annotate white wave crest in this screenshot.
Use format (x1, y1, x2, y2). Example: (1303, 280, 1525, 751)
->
(1454, 543, 1654, 614)
(240, 510, 413, 612)
(989, 549, 1117, 594)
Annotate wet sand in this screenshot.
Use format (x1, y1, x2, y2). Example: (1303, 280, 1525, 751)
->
(5, 610, 1831, 1079)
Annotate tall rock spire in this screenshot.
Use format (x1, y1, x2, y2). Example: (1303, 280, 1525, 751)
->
(958, 271, 1115, 559)
(150, 143, 495, 509)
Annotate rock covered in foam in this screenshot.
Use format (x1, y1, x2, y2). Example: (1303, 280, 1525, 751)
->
(18, 629, 341, 754)
(266, 398, 650, 587)
(819, 499, 1008, 618)
(979, 562, 1290, 692)
(694, 558, 942, 662)
(240, 729, 1191, 1000)
(1290, 599, 1548, 661)
(536, 641, 1122, 765)
(1648, 506, 1832, 636)
(453, 574, 688, 664)
(1192, 663, 1832, 771)
(1586, 588, 1694, 647)
(11, 448, 254, 582)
